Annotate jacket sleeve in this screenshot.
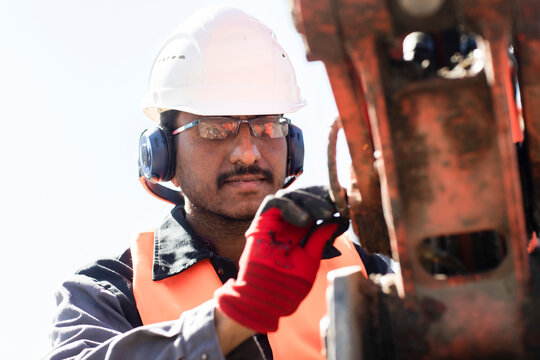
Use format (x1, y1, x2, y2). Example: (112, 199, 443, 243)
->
(44, 274, 225, 360)
(354, 244, 394, 275)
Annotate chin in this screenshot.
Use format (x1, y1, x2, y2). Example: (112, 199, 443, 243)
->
(217, 202, 260, 221)
(225, 207, 259, 221)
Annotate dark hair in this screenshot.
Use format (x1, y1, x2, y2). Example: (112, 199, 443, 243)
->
(159, 110, 181, 133)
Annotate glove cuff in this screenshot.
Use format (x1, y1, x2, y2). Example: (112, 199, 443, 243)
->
(215, 266, 312, 333)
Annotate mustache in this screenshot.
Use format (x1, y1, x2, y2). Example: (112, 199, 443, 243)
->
(217, 165, 274, 188)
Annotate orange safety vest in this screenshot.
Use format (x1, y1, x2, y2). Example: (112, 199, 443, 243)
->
(131, 232, 367, 360)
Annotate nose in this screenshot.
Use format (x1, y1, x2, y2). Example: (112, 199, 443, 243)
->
(228, 123, 261, 166)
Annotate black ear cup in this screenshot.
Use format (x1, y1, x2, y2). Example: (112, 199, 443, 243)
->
(138, 127, 176, 183)
(284, 124, 304, 188)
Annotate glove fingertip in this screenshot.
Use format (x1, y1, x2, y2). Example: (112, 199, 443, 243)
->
(302, 222, 341, 258)
(256, 197, 313, 227)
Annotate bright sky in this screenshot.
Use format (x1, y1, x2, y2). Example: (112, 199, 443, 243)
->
(0, 1, 349, 358)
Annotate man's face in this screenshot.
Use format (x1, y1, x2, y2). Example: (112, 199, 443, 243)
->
(172, 111, 288, 220)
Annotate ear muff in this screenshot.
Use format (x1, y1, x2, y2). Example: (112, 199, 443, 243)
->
(284, 124, 304, 188)
(138, 126, 176, 183)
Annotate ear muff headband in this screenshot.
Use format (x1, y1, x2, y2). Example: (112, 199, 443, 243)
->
(138, 124, 305, 202)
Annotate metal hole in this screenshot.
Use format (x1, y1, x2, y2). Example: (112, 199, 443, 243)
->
(418, 230, 507, 277)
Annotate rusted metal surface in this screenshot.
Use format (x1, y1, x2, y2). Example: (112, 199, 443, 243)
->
(292, 0, 391, 256)
(327, 117, 350, 217)
(515, 0, 540, 237)
(293, 0, 540, 358)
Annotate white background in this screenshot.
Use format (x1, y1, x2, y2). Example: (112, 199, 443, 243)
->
(0, 0, 351, 358)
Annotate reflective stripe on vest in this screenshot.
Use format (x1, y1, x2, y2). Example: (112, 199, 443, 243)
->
(131, 232, 367, 360)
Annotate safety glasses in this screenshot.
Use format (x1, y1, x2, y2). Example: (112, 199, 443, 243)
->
(171, 115, 290, 140)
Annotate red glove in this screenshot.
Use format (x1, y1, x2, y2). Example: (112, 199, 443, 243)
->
(214, 196, 345, 333)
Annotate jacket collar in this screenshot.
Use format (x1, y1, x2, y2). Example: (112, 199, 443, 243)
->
(152, 205, 213, 280)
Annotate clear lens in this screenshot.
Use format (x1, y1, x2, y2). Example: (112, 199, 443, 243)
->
(196, 116, 289, 139)
(198, 117, 238, 139)
(250, 116, 289, 138)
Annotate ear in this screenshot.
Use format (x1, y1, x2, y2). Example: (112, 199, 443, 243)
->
(171, 176, 180, 188)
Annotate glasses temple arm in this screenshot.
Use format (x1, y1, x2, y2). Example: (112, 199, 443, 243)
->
(171, 120, 200, 135)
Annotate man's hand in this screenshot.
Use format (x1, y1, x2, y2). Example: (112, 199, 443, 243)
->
(214, 186, 349, 333)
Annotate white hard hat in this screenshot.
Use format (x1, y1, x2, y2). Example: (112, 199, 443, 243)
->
(142, 6, 306, 122)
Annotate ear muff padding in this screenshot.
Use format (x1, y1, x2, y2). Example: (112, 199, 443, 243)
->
(138, 126, 176, 183)
(284, 124, 304, 188)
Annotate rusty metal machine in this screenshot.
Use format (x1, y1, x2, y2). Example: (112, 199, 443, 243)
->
(291, 0, 540, 358)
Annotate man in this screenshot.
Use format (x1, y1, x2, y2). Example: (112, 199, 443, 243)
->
(46, 6, 391, 360)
